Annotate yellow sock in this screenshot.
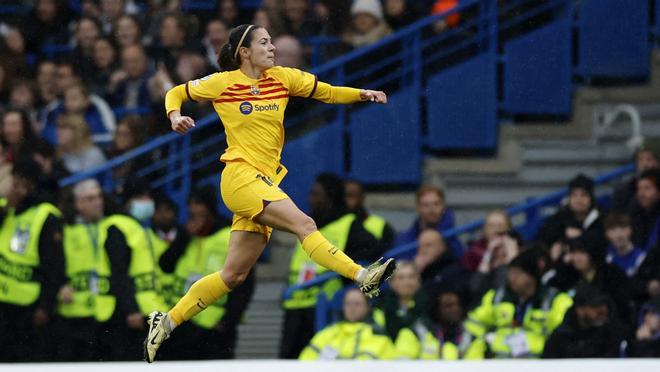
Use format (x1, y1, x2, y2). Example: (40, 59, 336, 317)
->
(168, 272, 230, 326)
(301, 231, 363, 281)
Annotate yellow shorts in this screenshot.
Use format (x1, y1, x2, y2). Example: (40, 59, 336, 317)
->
(220, 161, 289, 240)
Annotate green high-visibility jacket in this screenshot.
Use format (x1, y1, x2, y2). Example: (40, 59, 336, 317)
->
(299, 321, 397, 360)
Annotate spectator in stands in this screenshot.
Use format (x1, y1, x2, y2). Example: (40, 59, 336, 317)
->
(40, 61, 81, 140)
(612, 141, 660, 212)
(604, 212, 646, 277)
(55, 180, 106, 361)
(151, 194, 181, 246)
(542, 284, 626, 358)
(384, 0, 418, 30)
(635, 235, 660, 302)
(89, 36, 120, 97)
(35, 61, 58, 120)
(280, 173, 379, 359)
(110, 44, 153, 111)
(430, 0, 461, 34)
(9, 79, 39, 125)
(109, 115, 149, 194)
(462, 209, 512, 272)
(55, 113, 107, 173)
(345, 179, 395, 256)
(60, 83, 116, 144)
(282, 0, 322, 39)
(628, 297, 660, 357)
(152, 12, 194, 78)
(114, 14, 144, 50)
(100, 0, 127, 34)
(299, 288, 396, 360)
(273, 35, 305, 69)
(158, 187, 253, 360)
(548, 237, 635, 328)
(374, 261, 440, 359)
(462, 249, 573, 359)
(467, 230, 521, 307)
(0, 158, 66, 362)
(396, 185, 463, 258)
(21, 0, 71, 55)
(345, 0, 392, 49)
(429, 288, 465, 360)
(536, 174, 606, 264)
(1, 108, 40, 164)
(414, 229, 467, 294)
(629, 168, 660, 251)
(0, 26, 31, 79)
(217, 0, 241, 28)
(71, 16, 103, 80)
(203, 19, 229, 70)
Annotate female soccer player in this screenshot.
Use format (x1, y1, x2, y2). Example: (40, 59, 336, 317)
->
(145, 24, 396, 362)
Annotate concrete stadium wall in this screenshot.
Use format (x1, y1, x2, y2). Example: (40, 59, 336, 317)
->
(2, 360, 660, 372)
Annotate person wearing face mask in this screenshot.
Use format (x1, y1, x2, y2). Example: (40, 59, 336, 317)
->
(156, 186, 253, 360)
(542, 284, 626, 358)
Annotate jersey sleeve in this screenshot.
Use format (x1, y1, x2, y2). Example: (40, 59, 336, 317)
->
(275, 67, 318, 98)
(186, 72, 227, 101)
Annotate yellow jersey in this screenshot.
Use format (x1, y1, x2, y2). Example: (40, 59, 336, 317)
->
(165, 66, 362, 179)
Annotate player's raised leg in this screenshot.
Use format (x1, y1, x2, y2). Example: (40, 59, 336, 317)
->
(255, 198, 396, 297)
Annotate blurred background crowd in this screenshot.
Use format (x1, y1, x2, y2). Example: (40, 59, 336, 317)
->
(1, 0, 659, 364)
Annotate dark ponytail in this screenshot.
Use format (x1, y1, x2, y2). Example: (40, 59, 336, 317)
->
(217, 24, 261, 71)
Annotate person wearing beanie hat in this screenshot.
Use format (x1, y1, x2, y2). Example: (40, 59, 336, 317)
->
(612, 139, 660, 212)
(543, 284, 625, 358)
(462, 249, 573, 359)
(346, 0, 392, 48)
(536, 174, 606, 265)
(0, 156, 66, 362)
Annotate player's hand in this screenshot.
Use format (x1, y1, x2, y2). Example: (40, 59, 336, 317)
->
(170, 112, 196, 134)
(360, 89, 387, 104)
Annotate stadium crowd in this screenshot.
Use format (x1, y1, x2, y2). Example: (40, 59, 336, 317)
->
(1, 0, 659, 364)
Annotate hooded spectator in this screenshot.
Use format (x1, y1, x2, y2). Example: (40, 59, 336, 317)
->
(543, 284, 626, 358)
(628, 297, 660, 357)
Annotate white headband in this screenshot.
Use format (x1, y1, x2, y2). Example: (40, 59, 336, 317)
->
(233, 25, 254, 59)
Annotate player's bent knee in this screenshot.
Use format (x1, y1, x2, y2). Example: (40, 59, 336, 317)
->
(222, 269, 249, 289)
(297, 216, 317, 240)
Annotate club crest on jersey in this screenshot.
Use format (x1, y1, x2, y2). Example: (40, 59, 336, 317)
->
(250, 84, 260, 96)
(240, 101, 253, 115)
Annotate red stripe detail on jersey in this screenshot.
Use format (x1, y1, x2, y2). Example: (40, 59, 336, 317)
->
(214, 93, 290, 103)
(219, 87, 288, 98)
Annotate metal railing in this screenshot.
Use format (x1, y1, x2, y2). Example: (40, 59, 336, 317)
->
(283, 162, 636, 301)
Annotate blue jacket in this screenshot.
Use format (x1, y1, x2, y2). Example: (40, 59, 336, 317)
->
(395, 208, 464, 258)
(41, 95, 116, 145)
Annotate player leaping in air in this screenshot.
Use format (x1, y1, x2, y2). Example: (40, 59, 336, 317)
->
(144, 24, 396, 363)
